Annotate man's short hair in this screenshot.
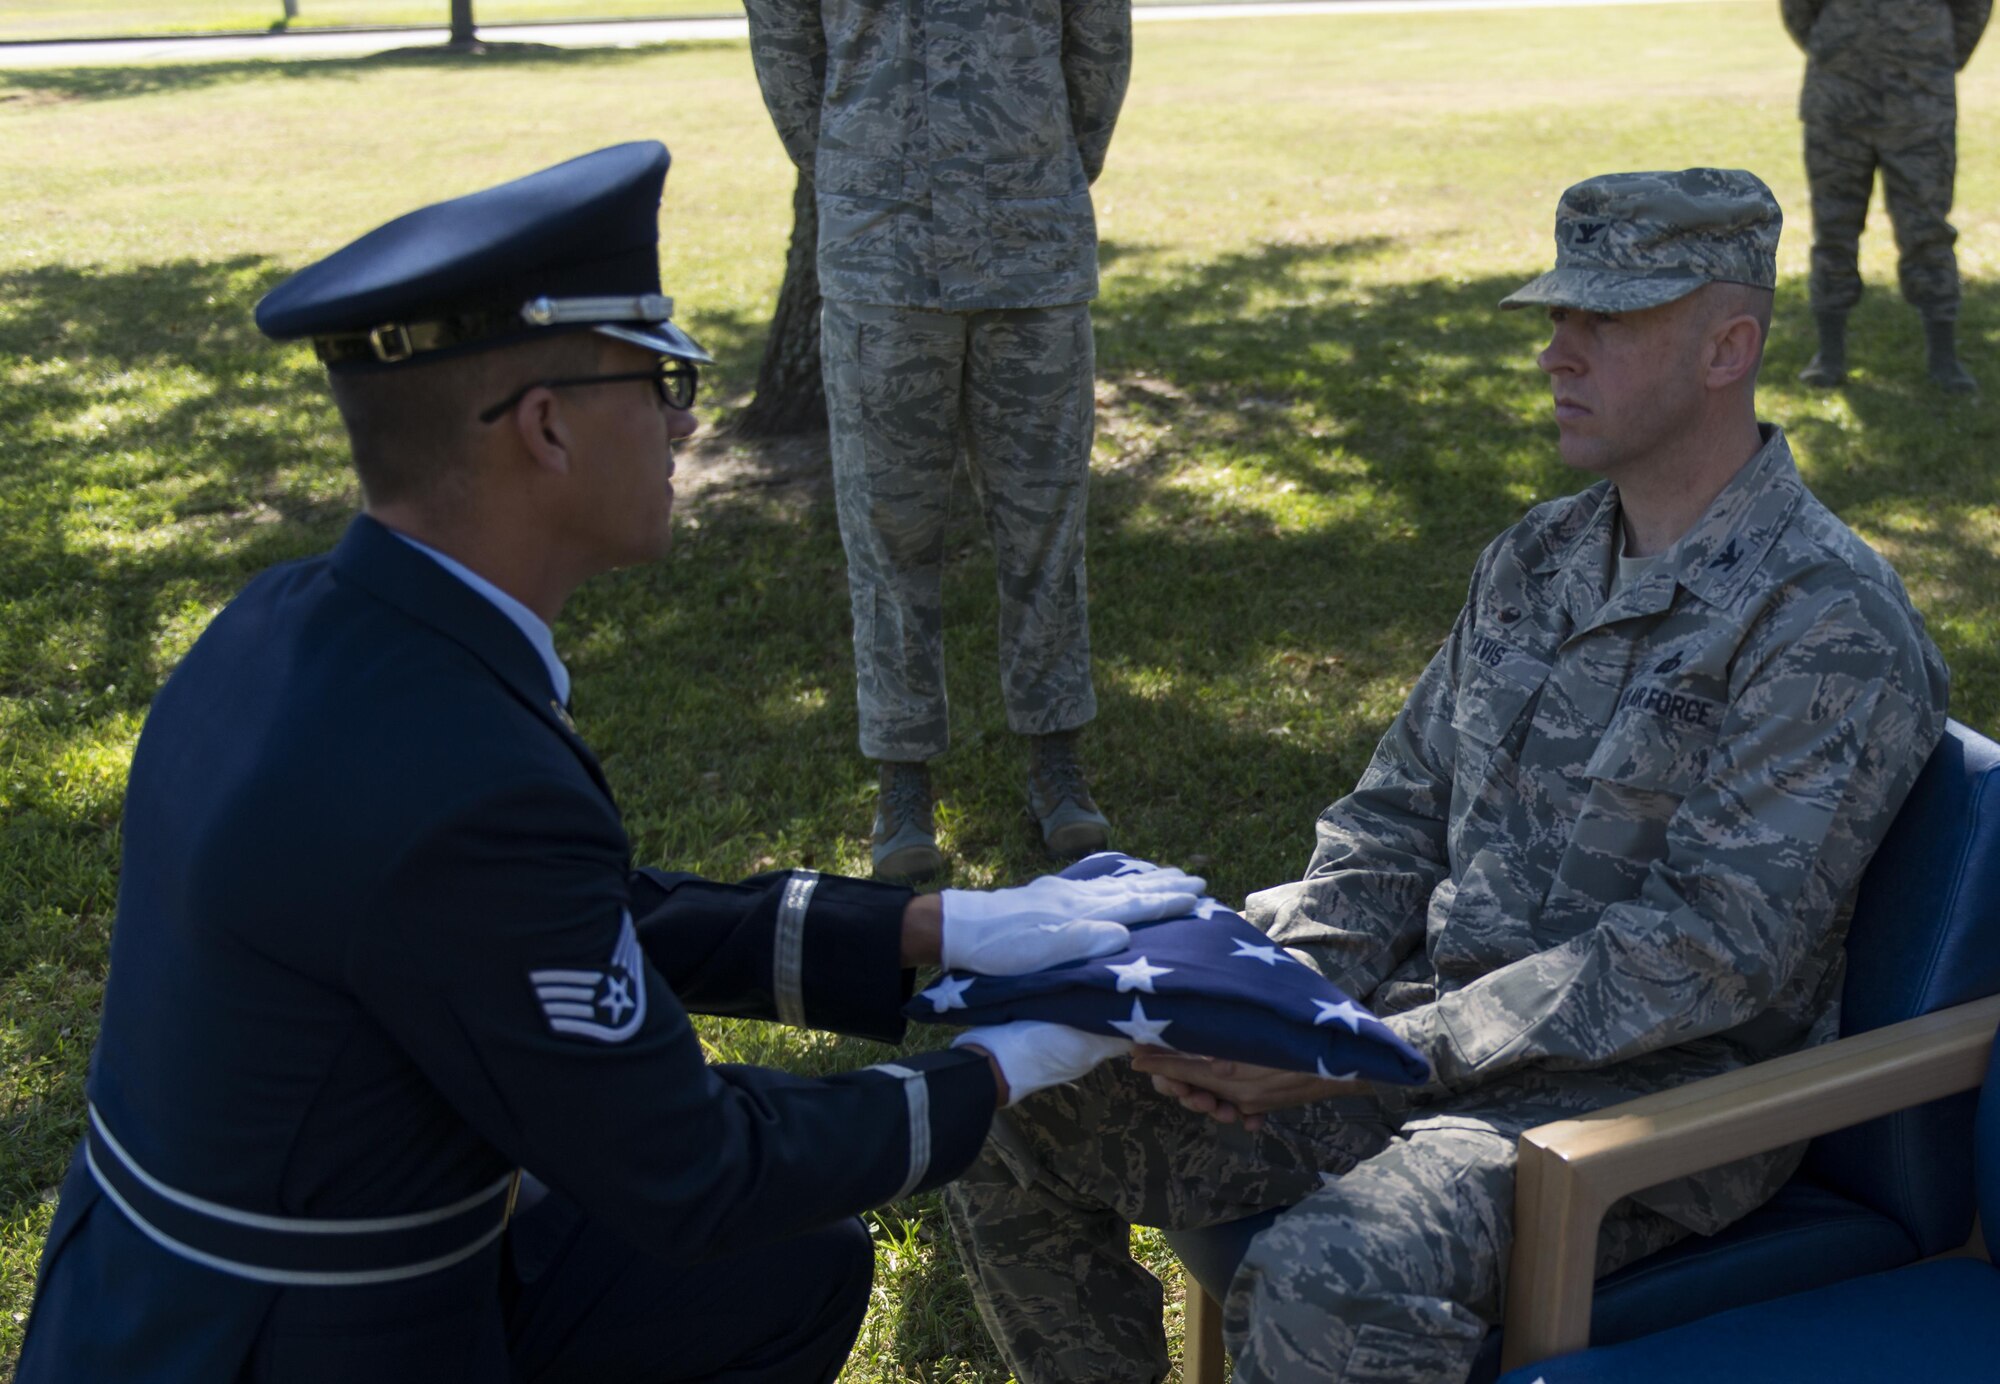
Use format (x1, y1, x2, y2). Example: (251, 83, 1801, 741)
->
(328, 332, 604, 506)
(1701, 281, 1775, 382)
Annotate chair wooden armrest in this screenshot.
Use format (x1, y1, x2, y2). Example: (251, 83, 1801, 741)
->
(1499, 991, 2000, 1374)
(1183, 1273, 1227, 1384)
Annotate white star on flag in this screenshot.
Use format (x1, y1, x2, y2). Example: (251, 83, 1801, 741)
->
(921, 974, 976, 1013)
(1230, 940, 1291, 966)
(1192, 897, 1230, 920)
(1109, 998, 1174, 1046)
(1106, 955, 1174, 993)
(1316, 1058, 1363, 1080)
(1313, 998, 1373, 1032)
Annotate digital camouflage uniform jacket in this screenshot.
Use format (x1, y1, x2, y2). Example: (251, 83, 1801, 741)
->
(1781, 0, 1992, 131)
(743, 0, 1131, 309)
(1247, 426, 1948, 1233)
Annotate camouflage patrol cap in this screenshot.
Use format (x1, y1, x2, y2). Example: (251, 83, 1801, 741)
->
(1500, 168, 1780, 313)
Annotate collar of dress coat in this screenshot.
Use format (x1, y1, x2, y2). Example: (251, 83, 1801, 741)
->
(329, 514, 574, 716)
(387, 530, 571, 706)
(1537, 423, 1805, 612)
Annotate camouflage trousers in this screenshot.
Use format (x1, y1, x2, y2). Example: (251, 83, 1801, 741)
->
(944, 1061, 1689, 1384)
(821, 299, 1098, 762)
(1803, 121, 1960, 318)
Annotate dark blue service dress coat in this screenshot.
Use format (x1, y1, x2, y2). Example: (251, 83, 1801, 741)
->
(18, 514, 997, 1383)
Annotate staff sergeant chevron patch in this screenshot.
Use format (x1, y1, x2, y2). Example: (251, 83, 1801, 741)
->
(529, 909, 647, 1043)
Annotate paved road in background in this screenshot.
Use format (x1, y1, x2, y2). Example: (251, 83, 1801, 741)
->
(0, 0, 1739, 68)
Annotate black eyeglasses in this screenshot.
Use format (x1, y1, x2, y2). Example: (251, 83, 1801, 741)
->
(477, 358, 699, 424)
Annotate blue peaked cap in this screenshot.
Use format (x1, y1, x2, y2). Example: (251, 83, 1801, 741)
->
(256, 141, 710, 372)
(909, 853, 1433, 1085)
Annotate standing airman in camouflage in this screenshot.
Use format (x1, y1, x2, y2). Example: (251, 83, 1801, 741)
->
(1781, 0, 1989, 392)
(743, 0, 1132, 880)
(945, 170, 1950, 1384)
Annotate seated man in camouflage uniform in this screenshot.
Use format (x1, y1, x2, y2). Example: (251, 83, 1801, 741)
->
(944, 169, 1951, 1384)
(1782, 0, 1989, 392)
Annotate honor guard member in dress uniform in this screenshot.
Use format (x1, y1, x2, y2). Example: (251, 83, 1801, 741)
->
(743, 0, 1133, 880)
(1782, 0, 1990, 392)
(15, 141, 1199, 1384)
(947, 170, 1950, 1384)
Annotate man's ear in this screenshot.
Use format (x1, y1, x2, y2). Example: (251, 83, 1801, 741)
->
(1706, 314, 1765, 390)
(509, 388, 575, 475)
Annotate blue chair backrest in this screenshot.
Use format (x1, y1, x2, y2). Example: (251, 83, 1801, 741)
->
(1802, 719, 2000, 1254)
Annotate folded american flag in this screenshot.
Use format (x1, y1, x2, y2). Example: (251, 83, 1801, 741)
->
(908, 853, 1432, 1085)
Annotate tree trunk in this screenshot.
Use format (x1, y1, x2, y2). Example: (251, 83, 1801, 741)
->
(448, 0, 477, 46)
(734, 168, 827, 438)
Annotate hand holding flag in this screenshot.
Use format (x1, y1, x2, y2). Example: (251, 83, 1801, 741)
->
(1132, 1048, 1370, 1131)
(937, 866, 1205, 975)
(952, 1022, 1134, 1106)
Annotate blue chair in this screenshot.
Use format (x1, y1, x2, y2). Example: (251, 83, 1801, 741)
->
(1495, 1019, 2000, 1382)
(1170, 719, 2000, 1384)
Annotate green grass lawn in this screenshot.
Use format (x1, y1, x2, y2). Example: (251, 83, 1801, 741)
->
(1, 0, 1289, 45)
(3, 1, 1997, 1376)
(0, 0, 740, 43)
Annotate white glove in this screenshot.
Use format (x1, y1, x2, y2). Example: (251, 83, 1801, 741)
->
(955, 1022, 1134, 1105)
(939, 869, 1206, 975)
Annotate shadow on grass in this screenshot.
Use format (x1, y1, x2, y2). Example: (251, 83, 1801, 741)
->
(0, 37, 740, 104)
(1775, 298, 2000, 507)
(1085, 238, 1557, 668)
(0, 256, 350, 713)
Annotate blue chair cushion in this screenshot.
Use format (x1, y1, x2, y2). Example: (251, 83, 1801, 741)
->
(1578, 1180, 1921, 1344)
(1495, 1256, 2000, 1384)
